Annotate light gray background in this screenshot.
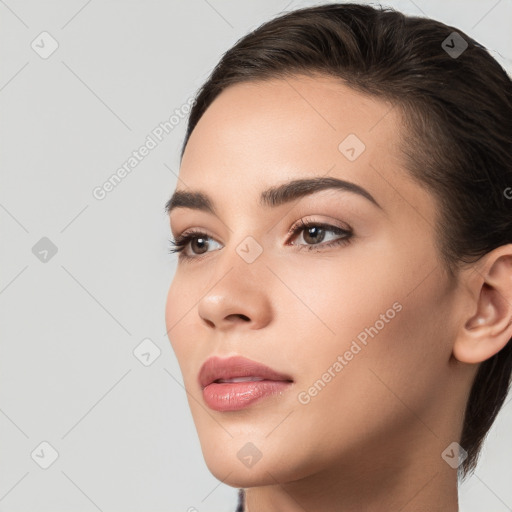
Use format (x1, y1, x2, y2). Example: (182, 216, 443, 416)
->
(1, 1, 511, 511)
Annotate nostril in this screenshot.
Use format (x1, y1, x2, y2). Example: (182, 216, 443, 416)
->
(228, 313, 250, 322)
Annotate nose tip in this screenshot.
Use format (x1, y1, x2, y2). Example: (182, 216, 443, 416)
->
(197, 261, 273, 331)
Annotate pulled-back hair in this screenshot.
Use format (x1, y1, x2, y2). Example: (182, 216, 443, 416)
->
(180, 3, 512, 480)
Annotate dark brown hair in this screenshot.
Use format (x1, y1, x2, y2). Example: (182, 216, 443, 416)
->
(179, 2, 512, 480)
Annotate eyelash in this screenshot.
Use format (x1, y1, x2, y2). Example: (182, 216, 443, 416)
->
(168, 218, 353, 263)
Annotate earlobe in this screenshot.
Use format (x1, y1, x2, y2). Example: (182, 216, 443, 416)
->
(453, 247, 512, 365)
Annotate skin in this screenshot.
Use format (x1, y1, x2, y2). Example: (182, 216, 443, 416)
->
(165, 74, 512, 512)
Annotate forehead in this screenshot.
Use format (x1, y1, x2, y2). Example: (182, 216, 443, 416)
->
(175, 75, 429, 221)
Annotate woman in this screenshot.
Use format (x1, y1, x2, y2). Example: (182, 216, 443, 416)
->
(164, 3, 512, 511)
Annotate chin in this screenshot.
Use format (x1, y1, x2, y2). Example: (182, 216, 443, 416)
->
(198, 433, 319, 489)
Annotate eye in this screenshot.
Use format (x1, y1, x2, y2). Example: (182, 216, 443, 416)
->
(168, 218, 353, 262)
(287, 218, 353, 252)
(168, 228, 221, 261)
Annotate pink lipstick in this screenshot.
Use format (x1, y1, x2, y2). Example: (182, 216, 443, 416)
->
(198, 355, 293, 412)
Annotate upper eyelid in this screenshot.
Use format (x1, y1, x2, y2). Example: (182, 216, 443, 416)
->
(174, 219, 352, 244)
(169, 205, 354, 234)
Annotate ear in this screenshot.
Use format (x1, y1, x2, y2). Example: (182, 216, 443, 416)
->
(453, 245, 512, 364)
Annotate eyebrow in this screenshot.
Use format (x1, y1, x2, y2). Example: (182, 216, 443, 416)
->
(165, 176, 382, 216)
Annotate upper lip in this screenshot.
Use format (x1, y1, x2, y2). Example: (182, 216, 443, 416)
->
(198, 355, 293, 389)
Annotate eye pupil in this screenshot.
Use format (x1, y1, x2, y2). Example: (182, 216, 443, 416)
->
(303, 226, 325, 244)
(192, 237, 208, 254)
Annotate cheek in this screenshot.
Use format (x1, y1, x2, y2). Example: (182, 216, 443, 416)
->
(271, 250, 400, 352)
(283, 248, 451, 425)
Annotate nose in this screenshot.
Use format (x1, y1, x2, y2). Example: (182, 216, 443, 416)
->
(197, 254, 273, 332)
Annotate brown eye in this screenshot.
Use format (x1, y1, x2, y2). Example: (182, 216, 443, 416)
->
(168, 230, 222, 260)
(301, 225, 327, 245)
(190, 236, 209, 255)
(288, 219, 353, 251)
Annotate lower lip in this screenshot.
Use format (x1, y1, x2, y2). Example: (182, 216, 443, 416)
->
(202, 380, 292, 412)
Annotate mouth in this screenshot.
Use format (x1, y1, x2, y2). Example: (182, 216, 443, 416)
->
(198, 355, 294, 388)
(214, 376, 266, 383)
(198, 355, 294, 412)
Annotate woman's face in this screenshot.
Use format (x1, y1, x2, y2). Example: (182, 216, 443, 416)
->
(165, 75, 466, 487)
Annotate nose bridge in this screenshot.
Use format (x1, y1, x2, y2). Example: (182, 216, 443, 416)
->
(212, 214, 269, 275)
(197, 233, 272, 330)
(210, 232, 267, 296)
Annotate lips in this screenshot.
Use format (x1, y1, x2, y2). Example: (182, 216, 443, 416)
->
(198, 355, 293, 390)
